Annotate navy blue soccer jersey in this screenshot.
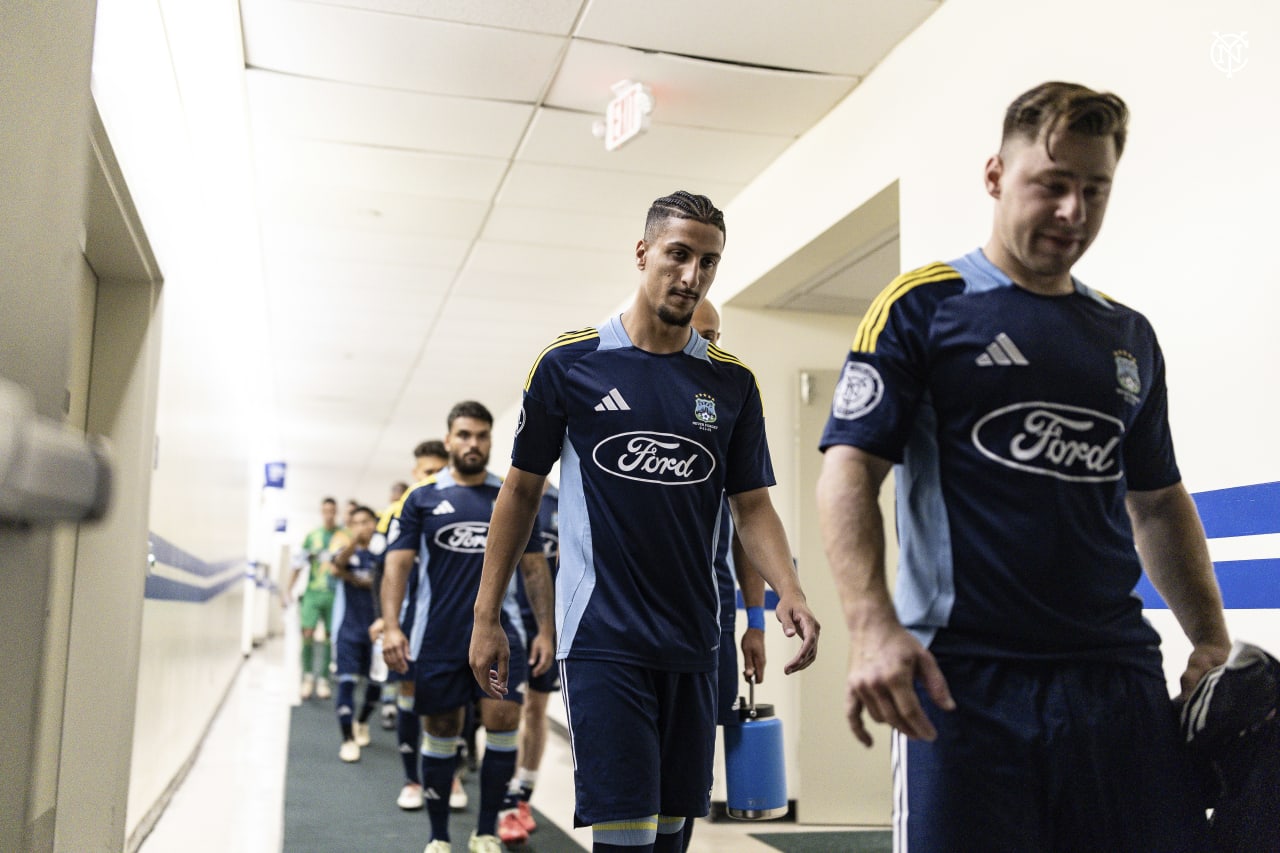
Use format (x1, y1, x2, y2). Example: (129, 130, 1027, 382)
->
(334, 547, 377, 642)
(820, 249, 1176, 670)
(387, 469, 539, 663)
(513, 314, 775, 672)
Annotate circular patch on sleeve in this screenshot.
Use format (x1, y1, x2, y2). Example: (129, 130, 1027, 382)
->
(832, 362, 884, 420)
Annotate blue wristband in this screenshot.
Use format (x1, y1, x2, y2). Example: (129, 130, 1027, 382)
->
(746, 606, 766, 631)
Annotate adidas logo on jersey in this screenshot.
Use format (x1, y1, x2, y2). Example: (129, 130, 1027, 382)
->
(594, 387, 631, 411)
(975, 333, 1029, 366)
(431, 500, 456, 516)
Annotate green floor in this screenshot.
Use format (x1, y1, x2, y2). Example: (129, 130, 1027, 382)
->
(284, 698, 579, 852)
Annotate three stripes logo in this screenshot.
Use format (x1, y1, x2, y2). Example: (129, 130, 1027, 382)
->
(431, 500, 455, 516)
(975, 333, 1029, 366)
(594, 388, 631, 412)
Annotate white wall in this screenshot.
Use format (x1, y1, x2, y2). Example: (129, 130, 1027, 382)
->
(716, 0, 1280, 819)
(90, 0, 278, 841)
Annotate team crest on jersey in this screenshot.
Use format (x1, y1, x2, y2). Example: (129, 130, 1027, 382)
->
(693, 393, 718, 431)
(832, 361, 883, 420)
(1114, 350, 1141, 404)
(434, 521, 489, 553)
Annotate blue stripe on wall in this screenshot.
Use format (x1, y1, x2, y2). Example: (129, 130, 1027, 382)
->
(1192, 481, 1280, 538)
(1137, 482, 1279, 609)
(146, 532, 246, 602)
(144, 572, 244, 603)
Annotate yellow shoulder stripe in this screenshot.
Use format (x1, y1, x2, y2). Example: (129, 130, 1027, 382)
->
(524, 328, 599, 390)
(853, 262, 961, 353)
(707, 343, 766, 417)
(707, 343, 749, 371)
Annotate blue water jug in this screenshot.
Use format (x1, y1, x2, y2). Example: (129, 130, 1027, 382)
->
(724, 677, 788, 820)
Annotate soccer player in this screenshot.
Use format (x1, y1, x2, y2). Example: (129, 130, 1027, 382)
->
(369, 440, 448, 809)
(287, 496, 342, 700)
(328, 505, 383, 762)
(502, 479, 561, 839)
(686, 299, 768, 851)
(382, 401, 555, 853)
(470, 191, 820, 853)
(816, 81, 1231, 851)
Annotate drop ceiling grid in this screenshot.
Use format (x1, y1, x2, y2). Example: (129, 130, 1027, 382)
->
(241, 0, 568, 101)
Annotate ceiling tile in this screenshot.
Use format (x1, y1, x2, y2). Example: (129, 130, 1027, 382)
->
(519, 107, 794, 185)
(242, 0, 567, 100)
(544, 40, 857, 136)
(254, 137, 507, 199)
(576, 0, 942, 76)
(499, 161, 741, 216)
(295, 0, 586, 34)
(246, 69, 534, 158)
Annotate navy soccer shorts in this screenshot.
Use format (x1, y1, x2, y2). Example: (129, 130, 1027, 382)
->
(895, 656, 1209, 852)
(414, 654, 528, 717)
(335, 632, 372, 678)
(560, 658, 716, 826)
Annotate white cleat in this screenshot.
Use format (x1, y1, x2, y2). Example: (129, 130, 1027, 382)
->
(397, 782, 425, 810)
(467, 832, 502, 853)
(300, 673, 315, 700)
(315, 678, 332, 700)
(449, 775, 468, 810)
(339, 739, 360, 762)
(423, 841, 452, 853)
(353, 721, 371, 747)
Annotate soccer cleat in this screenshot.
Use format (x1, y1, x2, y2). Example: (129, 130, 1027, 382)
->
(300, 673, 315, 700)
(497, 809, 530, 846)
(315, 678, 332, 700)
(397, 782, 425, 810)
(468, 832, 504, 853)
(339, 739, 360, 762)
(380, 703, 397, 730)
(353, 721, 371, 747)
(449, 775, 468, 810)
(515, 800, 537, 833)
(423, 841, 451, 853)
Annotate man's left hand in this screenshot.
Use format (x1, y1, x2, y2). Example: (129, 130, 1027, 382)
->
(469, 618, 511, 699)
(741, 628, 766, 683)
(776, 595, 820, 674)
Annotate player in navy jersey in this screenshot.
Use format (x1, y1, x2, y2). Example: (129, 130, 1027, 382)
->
(816, 82, 1231, 851)
(470, 191, 820, 853)
(382, 401, 554, 853)
(369, 441, 448, 810)
(502, 480, 561, 838)
(328, 505, 383, 762)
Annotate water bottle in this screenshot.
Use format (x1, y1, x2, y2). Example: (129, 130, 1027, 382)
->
(370, 637, 388, 683)
(724, 676, 788, 820)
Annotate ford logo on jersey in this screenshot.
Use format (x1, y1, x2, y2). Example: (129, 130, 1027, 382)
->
(971, 402, 1125, 483)
(592, 431, 715, 485)
(434, 521, 489, 553)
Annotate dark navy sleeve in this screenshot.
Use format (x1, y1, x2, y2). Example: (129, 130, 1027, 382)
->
(512, 347, 570, 475)
(1122, 329, 1181, 491)
(819, 276, 956, 461)
(386, 487, 423, 552)
(723, 373, 776, 496)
